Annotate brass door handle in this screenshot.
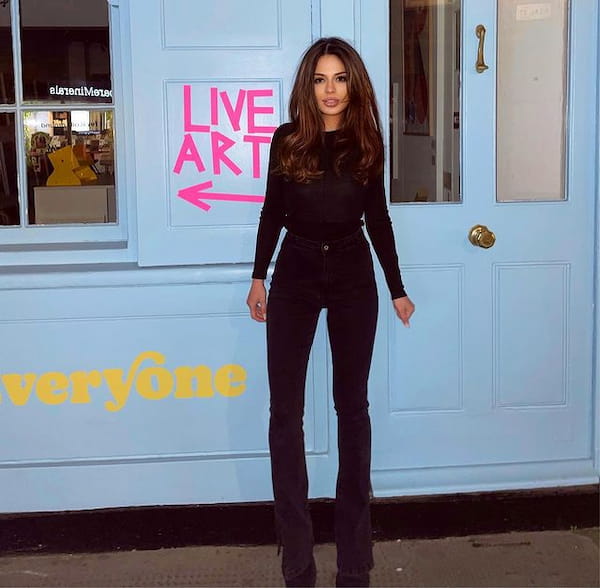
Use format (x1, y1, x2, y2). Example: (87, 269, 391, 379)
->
(469, 225, 496, 248)
(475, 24, 489, 73)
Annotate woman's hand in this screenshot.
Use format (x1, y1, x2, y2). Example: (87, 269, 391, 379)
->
(392, 296, 415, 327)
(247, 279, 268, 322)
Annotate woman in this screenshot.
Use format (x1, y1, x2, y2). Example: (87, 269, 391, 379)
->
(247, 37, 415, 587)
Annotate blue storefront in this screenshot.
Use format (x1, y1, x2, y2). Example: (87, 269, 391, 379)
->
(0, 0, 598, 513)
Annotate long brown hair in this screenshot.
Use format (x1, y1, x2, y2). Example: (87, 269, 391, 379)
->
(277, 37, 384, 185)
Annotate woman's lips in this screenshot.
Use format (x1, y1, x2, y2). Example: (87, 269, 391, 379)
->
(323, 99, 339, 107)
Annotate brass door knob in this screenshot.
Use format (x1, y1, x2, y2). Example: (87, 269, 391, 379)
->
(469, 224, 496, 248)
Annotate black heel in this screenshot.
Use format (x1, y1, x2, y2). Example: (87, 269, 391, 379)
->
(335, 570, 369, 587)
(285, 557, 316, 587)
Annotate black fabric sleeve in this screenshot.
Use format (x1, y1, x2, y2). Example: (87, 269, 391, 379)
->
(251, 125, 288, 280)
(364, 173, 407, 299)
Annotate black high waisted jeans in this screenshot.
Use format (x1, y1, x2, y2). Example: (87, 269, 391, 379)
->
(266, 229, 378, 582)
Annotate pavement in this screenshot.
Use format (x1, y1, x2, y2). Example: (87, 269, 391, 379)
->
(0, 528, 598, 587)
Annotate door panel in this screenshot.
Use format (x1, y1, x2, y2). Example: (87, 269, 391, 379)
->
(494, 263, 569, 407)
(129, 0, 312, 266)
(364, 0, 596, 492)
(388, 265, 464, 413)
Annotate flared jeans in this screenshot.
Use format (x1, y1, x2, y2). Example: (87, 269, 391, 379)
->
(266, 229, 378, 581)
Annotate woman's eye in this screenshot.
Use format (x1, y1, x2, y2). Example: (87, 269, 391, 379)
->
(314, 77, 324, 84)
(336, 75, 347, 82)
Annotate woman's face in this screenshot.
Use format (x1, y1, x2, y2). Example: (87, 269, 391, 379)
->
(313, 54, 349, 130)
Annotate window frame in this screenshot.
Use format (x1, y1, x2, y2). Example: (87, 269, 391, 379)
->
(0, 0, 132, 256)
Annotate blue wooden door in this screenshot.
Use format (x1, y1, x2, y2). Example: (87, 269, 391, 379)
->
(362, 0, 597, 494)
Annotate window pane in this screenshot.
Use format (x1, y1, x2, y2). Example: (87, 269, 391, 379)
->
(390, 0, 461, 203)
(497, 0, 568, 202)
(20, 0, 111, 104)
(0, 1, 15, 103)
(0, 112, 20, 225)
(24, 109, 115, 224)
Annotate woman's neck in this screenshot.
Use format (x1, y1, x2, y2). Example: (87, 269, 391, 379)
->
(322, 114, 343, 132)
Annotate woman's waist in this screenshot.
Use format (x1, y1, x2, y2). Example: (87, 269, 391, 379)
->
(284, 219, 363, 243)
(283, 224, 367, 252)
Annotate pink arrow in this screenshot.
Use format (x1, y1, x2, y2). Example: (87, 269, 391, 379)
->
(177, 181, 265, 211)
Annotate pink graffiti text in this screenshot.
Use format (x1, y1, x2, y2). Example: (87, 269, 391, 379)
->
(174, 85, 276, 179)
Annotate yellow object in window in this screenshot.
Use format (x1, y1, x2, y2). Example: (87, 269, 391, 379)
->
(47, 146, 98, 186)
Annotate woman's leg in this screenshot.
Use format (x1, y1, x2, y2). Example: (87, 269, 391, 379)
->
(326, 285, 378, 583)
(267, 291, 321, 584)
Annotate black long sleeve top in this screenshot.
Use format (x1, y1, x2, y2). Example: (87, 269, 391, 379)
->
(252, 123, 406, 299)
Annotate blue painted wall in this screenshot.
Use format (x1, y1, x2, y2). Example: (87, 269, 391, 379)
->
(0, 0, 598, 513)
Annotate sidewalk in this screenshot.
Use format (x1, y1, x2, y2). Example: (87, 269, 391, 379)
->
(0, 528, 598, 587)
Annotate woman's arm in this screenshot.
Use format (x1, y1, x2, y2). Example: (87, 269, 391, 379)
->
(364, 173, 415, 326)
(251, 125, 287, 281)
(248, 124, 289, 322)
(364, 173, 406, 299)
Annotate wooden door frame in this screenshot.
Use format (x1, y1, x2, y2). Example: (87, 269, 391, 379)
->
(593, 7, 600, 477)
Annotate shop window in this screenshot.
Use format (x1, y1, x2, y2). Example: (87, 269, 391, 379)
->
(0, 4, 18, 225)
(0, 0, 116, 228)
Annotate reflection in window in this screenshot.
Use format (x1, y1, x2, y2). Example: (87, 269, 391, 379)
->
(497, 0, 568, 202)
(0, 3, 15, 104)
(20, 0, 111, 104)
(0, 113, 19, 225)
(24, 110, 115, 224)
(390, 0, 461, 203)
(0, 0, 117, 229)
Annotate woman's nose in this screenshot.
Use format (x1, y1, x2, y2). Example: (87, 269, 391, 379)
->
(325, 80, 335, 93)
